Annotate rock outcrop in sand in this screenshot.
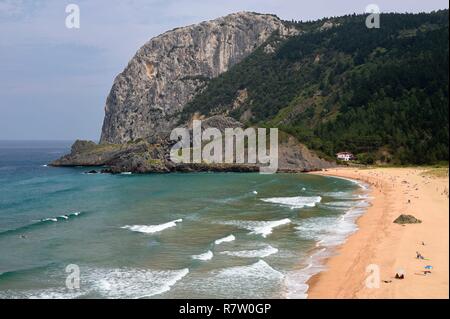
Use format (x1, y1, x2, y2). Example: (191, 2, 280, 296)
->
(393, 214, 422, 224)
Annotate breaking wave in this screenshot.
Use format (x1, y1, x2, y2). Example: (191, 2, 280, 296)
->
(87, 267, 189, 298)
(191, 250, 213, 261)
(0, 211, 83, 237)
(284, 248, 329, 299)
(220, 245, 278, 258)
(0, 267, 189, 299)
(219, 218, 291, 238)
(261, 196, 321, 209)
(295, 207, 365, 247)
(217, 260, 284, 280)
(122, 219, 182, 234)
(324, 201, 369, 209)
(214, 234, 235, 245)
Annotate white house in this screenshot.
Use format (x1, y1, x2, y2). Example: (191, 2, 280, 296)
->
(336, 152, 355, 161)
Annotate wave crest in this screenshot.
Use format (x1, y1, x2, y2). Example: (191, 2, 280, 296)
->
(214, 234, 235, 245)
(192, 250, 213, 261)
(122, 219, 182, 234)
(219, 218, 291, 238)
(217, 260, 284, 280)
(261, 196, 321, 209)
(220, 245, 278, 258)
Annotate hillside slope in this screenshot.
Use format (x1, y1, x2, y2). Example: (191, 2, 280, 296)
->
(181, 11, 449, 164)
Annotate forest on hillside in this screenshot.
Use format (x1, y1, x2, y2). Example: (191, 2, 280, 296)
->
(181, 10, 449, 165)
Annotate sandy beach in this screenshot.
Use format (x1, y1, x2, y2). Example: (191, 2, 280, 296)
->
(307, 167, 449, 299)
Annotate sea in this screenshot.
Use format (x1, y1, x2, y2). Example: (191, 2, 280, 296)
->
(0, 140, 370, 299)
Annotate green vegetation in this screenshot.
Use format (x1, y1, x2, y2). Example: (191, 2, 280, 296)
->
(127, 138, 145, 144)
(147, 158, 163, 165)
(90, 143, 122, 154)
(421, 167, 449, 178)
(181, 11, 449, 165)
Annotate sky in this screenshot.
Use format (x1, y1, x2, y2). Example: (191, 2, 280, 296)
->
(0, 0, 448, 141)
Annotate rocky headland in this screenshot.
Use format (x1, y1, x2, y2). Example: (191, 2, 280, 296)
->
(51, 12, 334, 173)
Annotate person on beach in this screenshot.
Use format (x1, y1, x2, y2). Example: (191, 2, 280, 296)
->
(424, 265, 433, 275)
(395, 273, 405, 279)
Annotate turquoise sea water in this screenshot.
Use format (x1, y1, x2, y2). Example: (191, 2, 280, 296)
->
(0, 141, 369, 299)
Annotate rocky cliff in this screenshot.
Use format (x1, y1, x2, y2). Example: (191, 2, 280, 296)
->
(51, 127, 333, 174)
(100, 12, 296, 144)
(52, 12, 335, 173)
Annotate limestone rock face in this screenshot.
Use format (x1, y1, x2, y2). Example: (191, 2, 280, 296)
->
(100, 12, 295, 144)
(52, 12, 335, 173)
(278, 136, 334, 171)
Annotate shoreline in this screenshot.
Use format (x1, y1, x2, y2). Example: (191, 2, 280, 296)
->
(288, 173, 371, 299)
(305, 167, 449, 299)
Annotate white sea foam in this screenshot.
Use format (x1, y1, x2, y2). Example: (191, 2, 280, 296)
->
(87, 267, 189, 298)
(2, 267, 189, 299)
(219, 218, 291, 238)
(0, 289, 86, 299)
(325, 201, 369, 208)
(284, 176, 371, 298)
(39, 211, 82, 223)
(220, 245, 278, 258)
(217, 260, 284, 280)
(261, 196, 321, 209)
(284, 248, 329, 299)
(323, 191, 371, 200)
(332, 176, 370, 191)
(122, 219, 182, 234)
(184, 260, 285, 298)
(214, 234, 235, 245)
(120, 172, 132, 175)
(295, 207, 365, 247)
(250, 219, 291, 237)
(192, 250, 213, 261)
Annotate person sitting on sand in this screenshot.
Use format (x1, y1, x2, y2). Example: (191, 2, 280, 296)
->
(395, 273, 405, 279)
(423, 265, 433, 275)
(416, 251, 425, 259)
